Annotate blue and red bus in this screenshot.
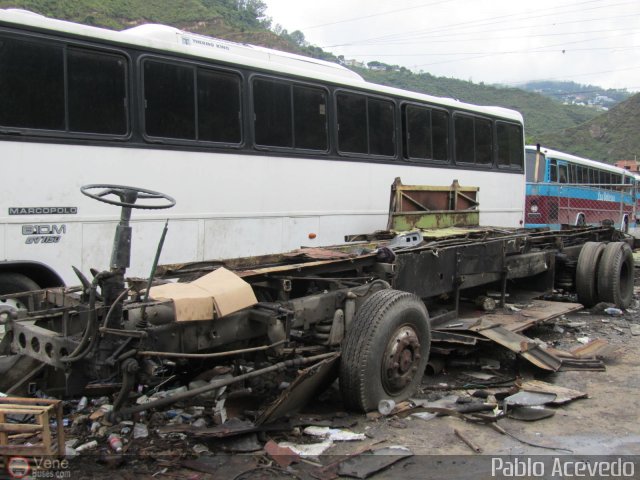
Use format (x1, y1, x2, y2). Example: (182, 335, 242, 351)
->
(525, 145, 636, 232)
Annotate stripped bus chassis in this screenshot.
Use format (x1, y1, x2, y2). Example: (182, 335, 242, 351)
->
(0, 183, 626, 418)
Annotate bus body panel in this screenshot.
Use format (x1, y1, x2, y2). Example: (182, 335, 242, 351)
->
(2, 141, 524, 284)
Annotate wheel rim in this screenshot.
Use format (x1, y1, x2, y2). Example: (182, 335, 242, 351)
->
(381, 324, 422, 395)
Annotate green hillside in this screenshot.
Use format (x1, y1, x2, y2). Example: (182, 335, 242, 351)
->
(536, 93, 640, 162)
(0, 0, 625, 146)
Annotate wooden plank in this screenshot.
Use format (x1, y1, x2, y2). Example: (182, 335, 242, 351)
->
(39, 411, 52, 456)
(0, 413, 6, 449)
(0, 445, 49, 456)
(55, 401, 65, 456)
(0, 423, 41, 433)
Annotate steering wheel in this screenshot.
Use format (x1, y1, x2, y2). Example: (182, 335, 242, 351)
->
(80, 184, 176, 210)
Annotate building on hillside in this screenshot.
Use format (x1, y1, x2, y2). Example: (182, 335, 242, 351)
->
(614, 159, 639, 172)
(343, 59, 365, 68)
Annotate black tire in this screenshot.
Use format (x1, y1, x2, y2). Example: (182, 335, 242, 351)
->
(339, 289, 430, 412)
(597, 242, 634, 308)
(0, 272, 40, 294)
(576, 242, 606, 307)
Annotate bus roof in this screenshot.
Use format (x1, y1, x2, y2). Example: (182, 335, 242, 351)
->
(526, 145, 631, 176)
(0, 8, 523, 123)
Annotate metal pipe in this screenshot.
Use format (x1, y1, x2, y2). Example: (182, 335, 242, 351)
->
(139, 220, 169, 327)
(112, 359, 138, 412)
(115, 352, 338, 418)
(136, 340, 286, 359)
(62, 271, 112, 363)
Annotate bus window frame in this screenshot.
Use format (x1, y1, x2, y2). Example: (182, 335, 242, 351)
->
(334, 88, 398, 160)
(250, 73, 330, 155)
(557, 160, 568, 184)
(140, 54, 245, 149)
(400, 100, 450, 165)
(452, 111, 496, 168)
(495, 120, 524, 171)
(0, 29, 132, 141)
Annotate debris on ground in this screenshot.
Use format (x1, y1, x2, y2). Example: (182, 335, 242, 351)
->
(2, 288, 639, 477)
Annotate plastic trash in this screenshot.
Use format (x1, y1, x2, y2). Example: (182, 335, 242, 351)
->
(378, 399, 396, 416)
(75, 440, 97, 452)
(133, 423, 149, 439)
(77, 396, 88, 412)
(604, 307, 623, 316)
(108, 433, 124, 453)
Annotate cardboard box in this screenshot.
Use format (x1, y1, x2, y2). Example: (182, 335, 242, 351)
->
(149, 267, 258, 321)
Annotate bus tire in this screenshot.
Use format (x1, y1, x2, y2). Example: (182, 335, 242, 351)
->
(0, 272, 40, 295)
(339, 289, 430, 412)
(597, 242, 634, 308)
(576, 242, 606, 307)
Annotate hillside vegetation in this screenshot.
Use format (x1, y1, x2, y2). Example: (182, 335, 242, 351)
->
(1, 0, 635, 158)
(536, 93, 640, 162)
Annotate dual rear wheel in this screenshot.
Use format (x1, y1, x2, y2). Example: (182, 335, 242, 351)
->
(576, 241, 634, 308)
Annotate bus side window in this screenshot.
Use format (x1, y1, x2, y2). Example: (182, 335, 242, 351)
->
(337, 92, 367, 154)
(497, 122, 523, 169)
(144, 60, 195, 140)
(404, 105, 432, 160)
(68, 48, 127, 135)
(253, 78, 292, 148)
(454, 114, 474, 164)
(198, 69, 242, 144)
(549, 159, 557, 182)
(293, 85, 328, 151)
(432, 110, 449, 161)
(404, 105, 449, 162)
(474, 118, 493, 165)
(337, 92, 395, 157)
(368, 98, 395, 156)
(0, 36, 64, 130)
(558, 163, 568, 183)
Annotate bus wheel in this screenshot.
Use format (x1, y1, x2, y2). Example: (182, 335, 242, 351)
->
(0, 272, 40, 292)
(576, 242, 606, 307)
(597, 242, 634, 308)
(339, 289, 430, 412)
(0, 272, 40, 303)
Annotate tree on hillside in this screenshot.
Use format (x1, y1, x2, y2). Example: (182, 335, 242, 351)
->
(235, 0, 271, 28)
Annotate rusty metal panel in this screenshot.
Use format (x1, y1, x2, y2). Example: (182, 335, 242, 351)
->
(387, 178, 479, 230)
(474, 324, 562, 371)
(256, 353, 340, 425)
(473, 300, 583, 333)
(390, 211, 480, 231)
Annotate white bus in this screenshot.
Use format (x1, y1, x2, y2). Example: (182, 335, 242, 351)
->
(0, 8, 525, 292)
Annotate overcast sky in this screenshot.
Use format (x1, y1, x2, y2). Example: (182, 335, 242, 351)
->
(264, 0, 640, 91)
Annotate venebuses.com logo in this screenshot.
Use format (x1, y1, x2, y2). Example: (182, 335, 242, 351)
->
(7, 456, 71, 479)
